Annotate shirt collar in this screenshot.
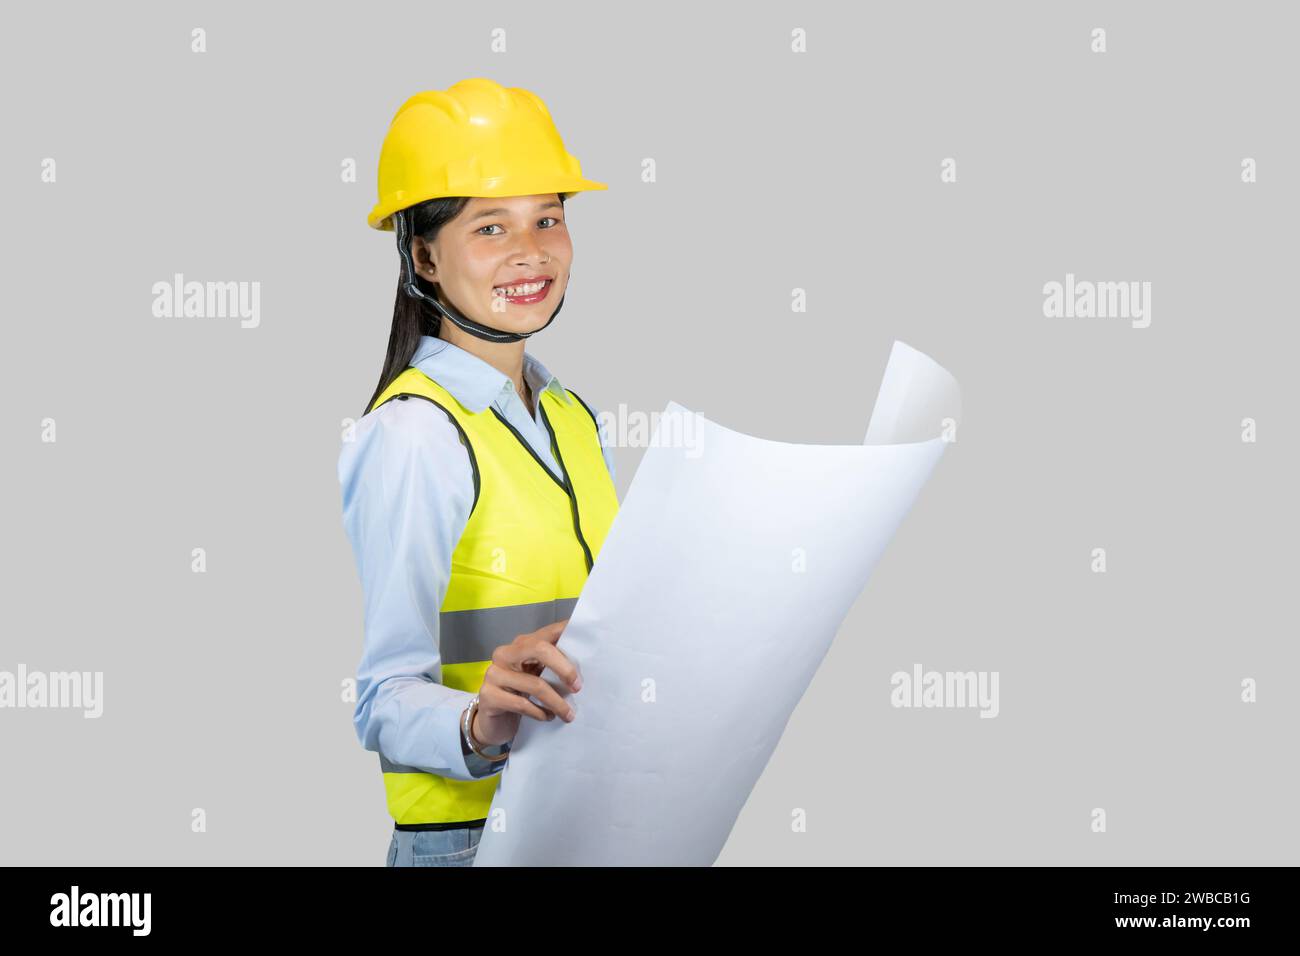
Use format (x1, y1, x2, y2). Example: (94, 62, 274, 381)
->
(410, 334, 573, 414)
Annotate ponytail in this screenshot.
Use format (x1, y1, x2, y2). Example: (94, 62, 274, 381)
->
(363, 196, 470, 415)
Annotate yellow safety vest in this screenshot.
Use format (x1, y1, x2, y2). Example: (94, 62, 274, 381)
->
(367, 365, 620, 827)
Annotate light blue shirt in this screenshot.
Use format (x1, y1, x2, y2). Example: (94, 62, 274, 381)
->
(338, 335, 617, 782)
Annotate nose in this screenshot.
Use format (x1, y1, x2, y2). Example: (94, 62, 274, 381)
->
(512, 229, 549, 265)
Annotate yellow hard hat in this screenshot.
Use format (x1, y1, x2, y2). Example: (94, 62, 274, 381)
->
(367, 77, 607, 231)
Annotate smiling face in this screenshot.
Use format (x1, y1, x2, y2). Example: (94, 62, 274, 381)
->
(412, 194, 572, 336)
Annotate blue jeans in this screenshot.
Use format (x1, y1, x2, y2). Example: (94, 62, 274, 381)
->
(386, 824, 484, 867)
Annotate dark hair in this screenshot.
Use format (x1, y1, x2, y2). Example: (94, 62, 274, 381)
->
(364, 193, 567, 415)
(364, 196, 469, 415)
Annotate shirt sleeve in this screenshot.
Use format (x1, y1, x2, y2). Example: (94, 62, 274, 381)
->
(339, 395, 507, 782)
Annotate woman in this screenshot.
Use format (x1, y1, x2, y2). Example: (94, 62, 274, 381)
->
(338, 78, 620, 866)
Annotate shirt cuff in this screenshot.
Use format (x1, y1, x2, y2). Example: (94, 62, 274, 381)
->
(452, 697, 509, 778)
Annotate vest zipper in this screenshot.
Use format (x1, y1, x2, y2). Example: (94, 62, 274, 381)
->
(538, 402, 596, 573)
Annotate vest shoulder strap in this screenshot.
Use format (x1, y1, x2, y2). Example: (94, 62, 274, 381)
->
(563, 387, 602, 437)
(370, 369, 481, 518)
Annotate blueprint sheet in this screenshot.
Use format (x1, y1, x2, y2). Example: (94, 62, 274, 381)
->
(473, 340, 962, 865)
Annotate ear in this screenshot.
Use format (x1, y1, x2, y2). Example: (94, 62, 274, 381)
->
(410, 235, 438, 282)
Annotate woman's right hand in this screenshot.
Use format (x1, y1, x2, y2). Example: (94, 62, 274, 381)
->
(468, 619, 582, 748)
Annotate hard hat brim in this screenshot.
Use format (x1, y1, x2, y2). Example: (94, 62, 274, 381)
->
(368, 178, 608, 232)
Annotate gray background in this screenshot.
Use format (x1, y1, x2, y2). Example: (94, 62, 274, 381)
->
(2, 0, 1295, 865)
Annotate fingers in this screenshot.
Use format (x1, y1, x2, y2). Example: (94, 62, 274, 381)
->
(485, 667, 576, 722)
(480, 681, 556, 723)
(492, 625, 581, 693)
(531, 619, 568, 645)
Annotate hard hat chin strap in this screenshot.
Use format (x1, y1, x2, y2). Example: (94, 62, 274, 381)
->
(395, 209, 564, 343)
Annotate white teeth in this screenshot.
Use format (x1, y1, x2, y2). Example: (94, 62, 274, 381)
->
(494, 280, 548, 297)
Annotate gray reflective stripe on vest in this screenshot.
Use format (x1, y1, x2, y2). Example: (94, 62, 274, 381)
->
(381, 754, 430, 774)
(380, 749, 507, 775)
(438, 596, 580, 666)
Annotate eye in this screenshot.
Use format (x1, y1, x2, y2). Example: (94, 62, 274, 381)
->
(539, 217, 561, 228)
(477, 224, 503, 236)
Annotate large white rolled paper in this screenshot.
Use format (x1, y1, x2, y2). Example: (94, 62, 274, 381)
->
(472, 340, 962, 866)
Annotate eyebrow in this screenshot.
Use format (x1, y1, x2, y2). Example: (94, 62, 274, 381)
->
(467, 201, 563, 223)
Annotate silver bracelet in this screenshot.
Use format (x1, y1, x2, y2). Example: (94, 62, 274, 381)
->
(462, 695, 510, 762)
